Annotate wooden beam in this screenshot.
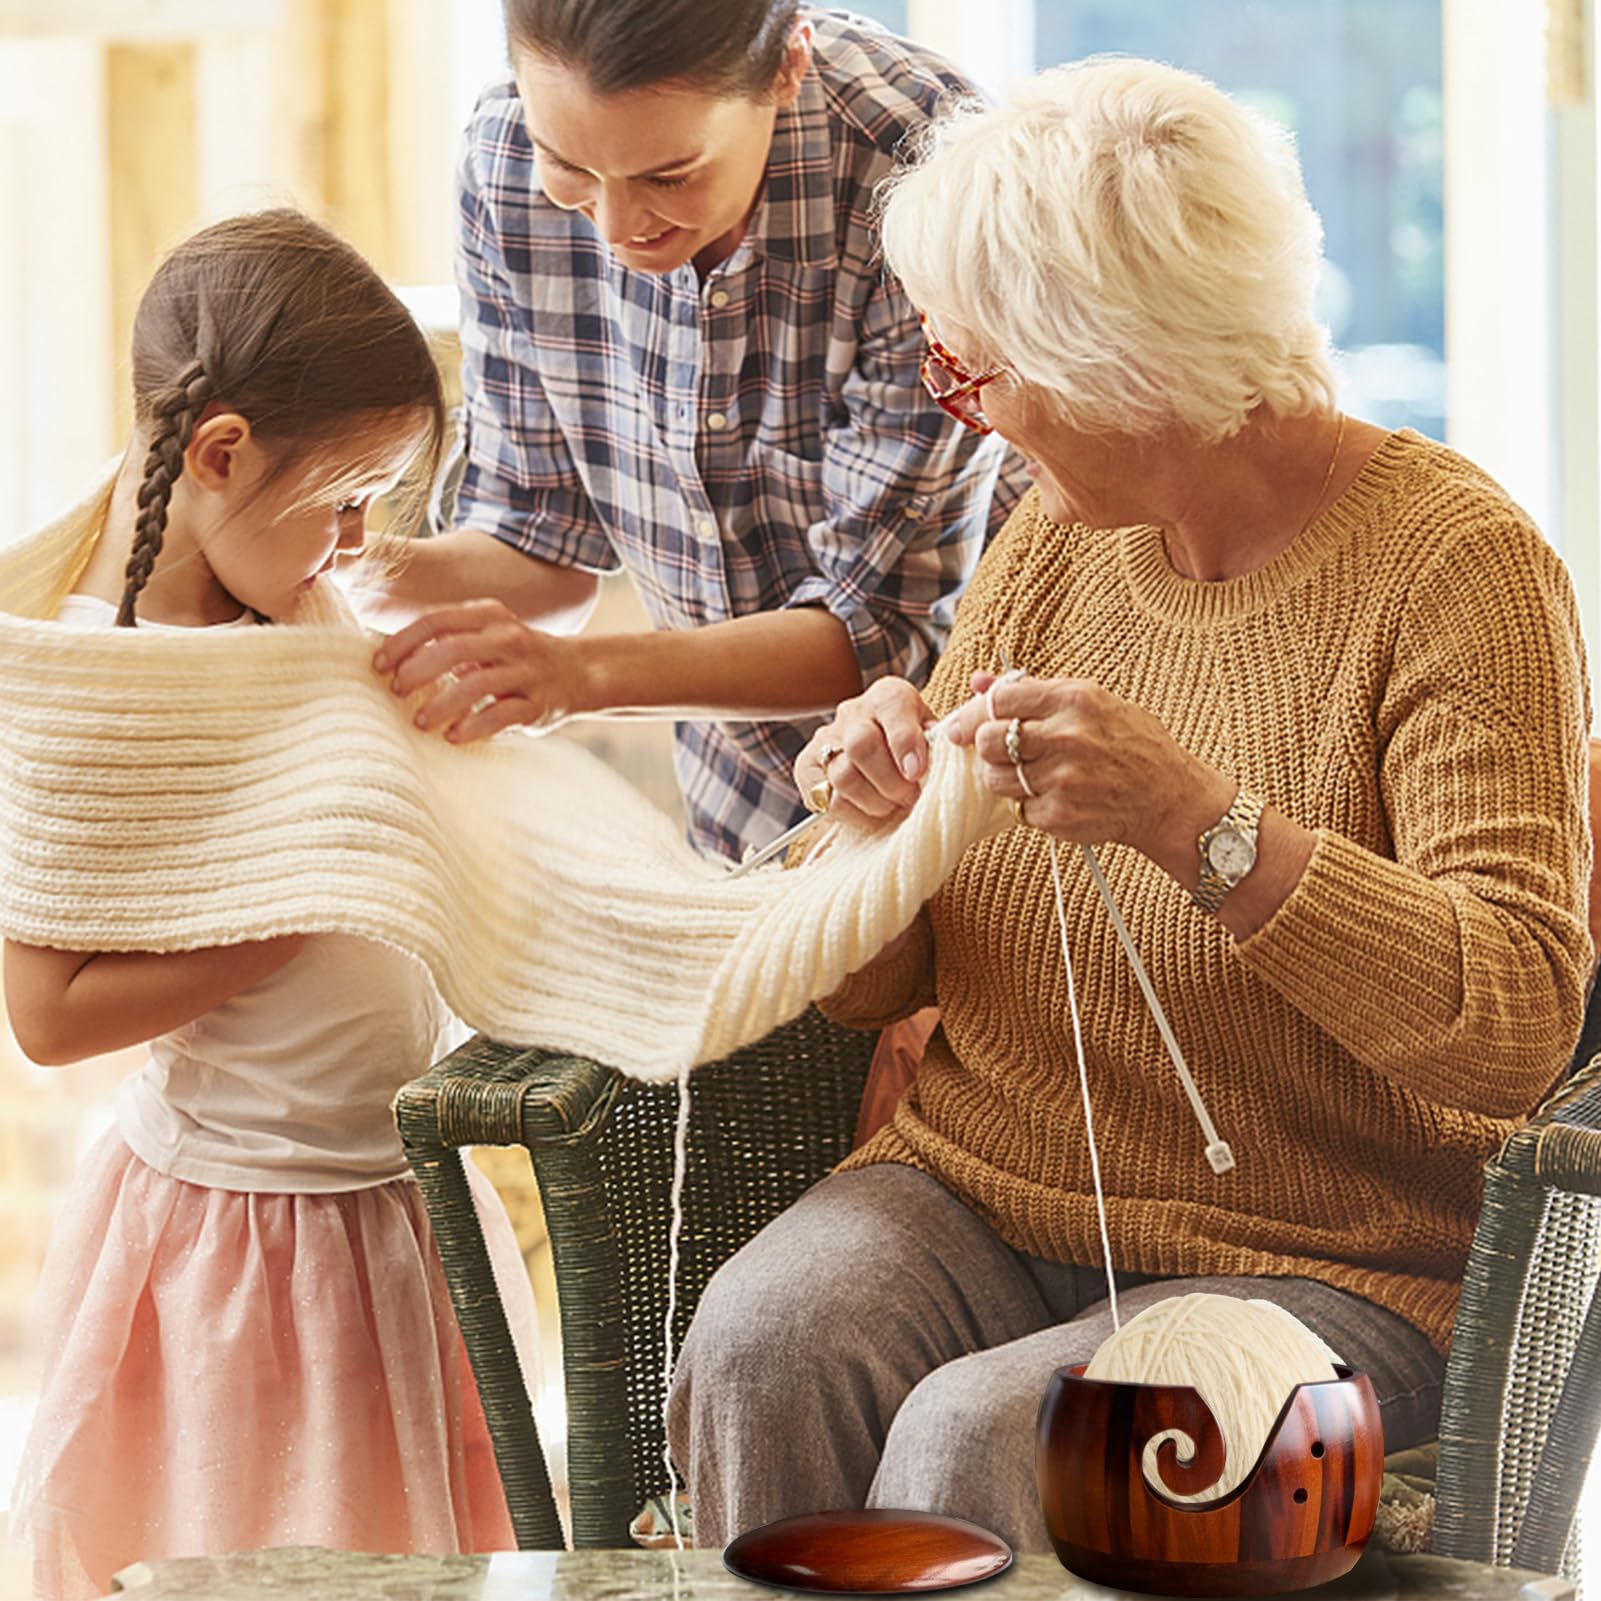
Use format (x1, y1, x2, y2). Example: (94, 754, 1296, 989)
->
(106, 41, 197, 438)
(386, 0, 458, 285)
(322, 0, 392, 270)
(274, 0, 333, 219)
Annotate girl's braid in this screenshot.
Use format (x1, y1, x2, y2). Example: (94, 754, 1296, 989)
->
(116, 359, 214, 627)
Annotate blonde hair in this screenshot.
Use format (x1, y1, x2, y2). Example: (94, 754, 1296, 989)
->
(878, 57, 1337, 443)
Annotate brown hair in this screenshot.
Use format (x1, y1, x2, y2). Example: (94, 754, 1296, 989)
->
(119, 208, 445, 626)
(502, 0, 802, 98)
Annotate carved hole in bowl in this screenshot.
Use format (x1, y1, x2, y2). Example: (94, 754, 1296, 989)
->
(1311, 1441, 1325, 1458)
(1293, 1489, 1308, 1503)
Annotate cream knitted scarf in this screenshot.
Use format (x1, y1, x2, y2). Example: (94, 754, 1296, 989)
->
(0, 473, 1010, 1081)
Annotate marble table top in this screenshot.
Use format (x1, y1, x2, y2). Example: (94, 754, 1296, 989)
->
(108, 1545, 1578, 1601)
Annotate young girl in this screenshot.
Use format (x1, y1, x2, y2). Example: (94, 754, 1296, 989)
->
(4, 210, 541, 1600)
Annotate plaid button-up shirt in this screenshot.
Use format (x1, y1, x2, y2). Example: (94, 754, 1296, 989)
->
(455, 9, 1026, 859)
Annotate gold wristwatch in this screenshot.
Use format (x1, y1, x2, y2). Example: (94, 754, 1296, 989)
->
(1193, 787, 1265, 915)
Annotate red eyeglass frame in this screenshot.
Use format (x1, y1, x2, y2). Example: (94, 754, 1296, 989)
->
(919, 314, 1007, 435)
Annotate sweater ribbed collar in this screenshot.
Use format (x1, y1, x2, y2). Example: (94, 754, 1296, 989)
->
(1118, 427, 1421, 627)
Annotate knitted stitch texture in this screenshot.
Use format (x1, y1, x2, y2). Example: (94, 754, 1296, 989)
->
(0, 472, 1009, 1081)
(830, 430, 1593, 1356)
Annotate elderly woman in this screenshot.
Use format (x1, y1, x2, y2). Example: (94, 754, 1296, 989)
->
(665, 57, 1592, 1551)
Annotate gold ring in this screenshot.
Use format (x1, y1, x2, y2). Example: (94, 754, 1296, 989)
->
(805, 738, 845, 813)
(1010, 798, 1026, 827)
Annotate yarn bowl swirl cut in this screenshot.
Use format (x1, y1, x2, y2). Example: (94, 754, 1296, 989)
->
(1036, 1362, 1383, 1596)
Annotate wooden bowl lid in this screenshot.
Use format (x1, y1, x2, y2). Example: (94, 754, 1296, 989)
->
(723, 1508, 1013, 1594)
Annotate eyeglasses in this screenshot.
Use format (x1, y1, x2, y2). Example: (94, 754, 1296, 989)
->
(919, 315, 1007, 435)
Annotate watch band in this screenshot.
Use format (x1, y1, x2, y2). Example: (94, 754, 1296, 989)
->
(1192, 788, 1266, 916)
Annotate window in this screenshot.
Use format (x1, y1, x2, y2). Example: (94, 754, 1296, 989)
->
(845, 0, 910, 33)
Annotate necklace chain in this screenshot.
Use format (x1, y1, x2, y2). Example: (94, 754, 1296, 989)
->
(1302, 411, 1347, 537)
(1156, 410, 1348, 573)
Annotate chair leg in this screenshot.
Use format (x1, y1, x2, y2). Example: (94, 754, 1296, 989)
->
(1512, 1283, 1601, 1572)
(530, 1131, 642, 1545)
(414, 1147, 566, 1549)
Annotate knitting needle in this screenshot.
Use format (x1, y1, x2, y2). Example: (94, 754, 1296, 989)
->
(734, 655, 1020, 879)
(996, 646, 1235, 1173)
(726, 813, 830, 878)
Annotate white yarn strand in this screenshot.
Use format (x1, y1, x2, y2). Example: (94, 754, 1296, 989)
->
(1048, 838, 1119, 1330)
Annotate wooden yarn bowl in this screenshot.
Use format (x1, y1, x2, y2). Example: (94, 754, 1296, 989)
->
(1036, 1362, 1383, 1596)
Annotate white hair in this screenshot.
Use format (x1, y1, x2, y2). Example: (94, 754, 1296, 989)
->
(879, 57, 1337, 442)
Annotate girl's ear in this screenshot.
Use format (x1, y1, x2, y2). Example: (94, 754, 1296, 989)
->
(769, 19, 814, 109)
(184, 411, 253, 492)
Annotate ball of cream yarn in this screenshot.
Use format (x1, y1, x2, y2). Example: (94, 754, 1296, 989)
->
(1083, 1293, 1344, 1503)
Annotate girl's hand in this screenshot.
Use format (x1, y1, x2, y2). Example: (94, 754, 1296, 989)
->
(373, 600, 588, 742)
(944, 670, 1234, 868)
(795, 677, 935, 826)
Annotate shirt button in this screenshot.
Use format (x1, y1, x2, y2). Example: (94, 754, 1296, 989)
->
(706, 412, 728, 431)
(710, 290, 730, 308)
(696, 516, 718, 540)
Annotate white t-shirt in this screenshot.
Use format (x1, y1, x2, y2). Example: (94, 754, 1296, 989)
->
(54, 593, 463, 1192)
(116, 932, 461, 1192)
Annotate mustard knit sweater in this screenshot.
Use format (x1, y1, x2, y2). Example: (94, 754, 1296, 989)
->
(828, 430, 1593, 1356)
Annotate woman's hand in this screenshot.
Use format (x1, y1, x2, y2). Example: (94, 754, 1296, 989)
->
(372, 600, 588, 742)
(794, 676, 936, 826)
(945, 670, 1234, 869)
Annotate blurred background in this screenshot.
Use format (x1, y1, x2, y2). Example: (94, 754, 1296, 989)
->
(0, 0, 1596, 1575)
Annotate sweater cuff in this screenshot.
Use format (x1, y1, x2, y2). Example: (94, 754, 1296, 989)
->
(1237, 828, 1438, 1021)
(1235, 828, 1575, 1111)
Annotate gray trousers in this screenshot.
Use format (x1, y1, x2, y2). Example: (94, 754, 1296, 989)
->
(666, 1164, 1446, 1552)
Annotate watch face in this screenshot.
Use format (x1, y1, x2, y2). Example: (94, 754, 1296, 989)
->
(1207, 828, 1256, 880)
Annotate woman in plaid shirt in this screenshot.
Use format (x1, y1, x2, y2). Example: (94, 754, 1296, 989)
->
(369, 2, 1024, 860)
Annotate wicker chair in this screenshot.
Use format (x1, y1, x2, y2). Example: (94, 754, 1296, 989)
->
(1430, 1018, 1601, 1577)
(394, 1007, 875, 1549)
(396, 1002, 1601, 1568)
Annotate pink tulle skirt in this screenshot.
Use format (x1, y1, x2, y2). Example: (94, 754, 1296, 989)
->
(10, 1131, 543, 1601)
